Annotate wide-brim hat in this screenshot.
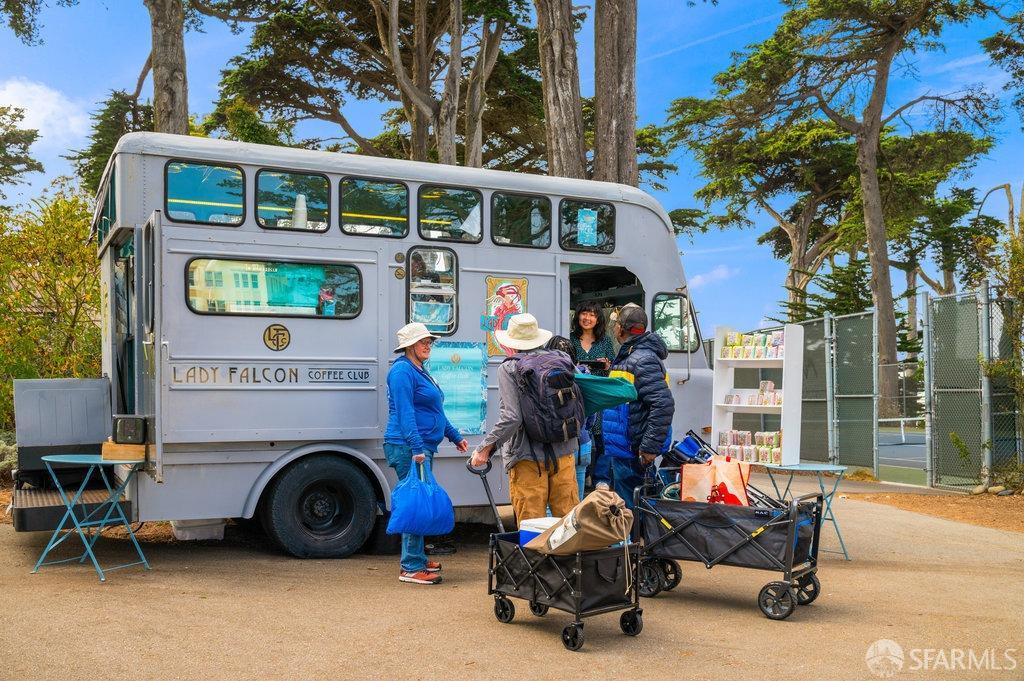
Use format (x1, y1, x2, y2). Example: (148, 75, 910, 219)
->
(495, 313, 553, 351)
(394, 322, 438, 352)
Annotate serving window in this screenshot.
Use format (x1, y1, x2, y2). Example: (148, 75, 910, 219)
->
(341, 177, 409, 237)
(559, 199, 614, 253)
(166, 161, 244, 225)
(256, 170, 329, 231)
(407, 247, 457, 334)
(491, 192, 551, 248)
(187, 258, 361, 319)
(418, 185, 483, 243)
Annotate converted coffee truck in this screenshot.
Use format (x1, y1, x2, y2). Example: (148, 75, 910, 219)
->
(10, 132, 712, 557)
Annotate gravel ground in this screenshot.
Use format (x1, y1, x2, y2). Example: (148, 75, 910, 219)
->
(2, 489, 1022, 681)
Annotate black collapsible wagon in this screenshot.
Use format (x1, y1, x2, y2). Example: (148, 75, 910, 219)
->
(468, 460, 643, 651)
(633, 479, 824, 621)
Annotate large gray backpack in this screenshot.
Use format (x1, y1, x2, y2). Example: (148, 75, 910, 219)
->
(507, 350, 584, 470)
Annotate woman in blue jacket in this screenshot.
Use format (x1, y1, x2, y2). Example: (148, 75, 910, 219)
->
(385, 323, 469, 585)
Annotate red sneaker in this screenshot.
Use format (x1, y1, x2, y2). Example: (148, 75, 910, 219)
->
(425, 561, 442, 573)
(399, 570, 442, 585)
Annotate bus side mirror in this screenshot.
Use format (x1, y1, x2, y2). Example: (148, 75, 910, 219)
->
(113, 415, 147, 444)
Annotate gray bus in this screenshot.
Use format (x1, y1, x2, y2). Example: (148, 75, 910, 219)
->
(10, 132, 712, 558)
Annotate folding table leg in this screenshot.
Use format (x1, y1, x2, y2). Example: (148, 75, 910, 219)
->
(33, 465, 95, 573)
(103, 464, 150, 570)
(817, 471, 850, 561)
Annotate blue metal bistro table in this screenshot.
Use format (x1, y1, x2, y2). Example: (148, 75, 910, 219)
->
(758, 462, 850, 561)
(33, 455, 150, 581)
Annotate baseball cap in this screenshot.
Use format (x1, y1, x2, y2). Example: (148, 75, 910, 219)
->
(615, 303, 647, 335)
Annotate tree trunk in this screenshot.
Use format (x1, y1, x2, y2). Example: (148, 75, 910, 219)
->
(144, 0, 189, 135)
(464, 19, 505, 168)
(855, 131, 899, 414)
(592, 0, 637, 185)
(434, 0, 462, 165)
(905, 266, 918, 360)
(786, 230, 810, 320)
(942, 268, 955, 295)
(533, 0, 586, 178)
(410, 0, 430, 161)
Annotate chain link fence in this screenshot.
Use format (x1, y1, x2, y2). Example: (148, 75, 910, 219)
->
(832, 312, 877, 471)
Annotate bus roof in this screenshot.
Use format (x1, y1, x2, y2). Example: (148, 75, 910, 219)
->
(112, 132, 674, 232)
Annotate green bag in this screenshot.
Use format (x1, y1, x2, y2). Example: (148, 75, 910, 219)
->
(574, 373, 638, 416)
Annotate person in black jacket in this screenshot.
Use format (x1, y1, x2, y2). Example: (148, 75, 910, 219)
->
(593, 303, 675, 507)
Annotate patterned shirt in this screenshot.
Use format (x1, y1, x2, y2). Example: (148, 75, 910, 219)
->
(571, 333, 615, 363)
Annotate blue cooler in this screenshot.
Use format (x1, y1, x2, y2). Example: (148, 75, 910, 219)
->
(518, 517, 561, 546)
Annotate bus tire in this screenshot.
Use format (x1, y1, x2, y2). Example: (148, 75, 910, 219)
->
(261, 455, 376, 558)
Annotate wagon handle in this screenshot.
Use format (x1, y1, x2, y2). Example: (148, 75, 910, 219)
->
(466, 457, 504, 533)
(465, 458, 492, 476)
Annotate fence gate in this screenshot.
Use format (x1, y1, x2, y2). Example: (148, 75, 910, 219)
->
(989, 295, 1023, 471)
(800, 318, 829, 462)
(832, 311, 877, 472)
(927, 291, 984, 489)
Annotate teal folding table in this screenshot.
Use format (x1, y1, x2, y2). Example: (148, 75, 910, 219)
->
(758, 462, 850, 561)
(32, 454, 150, 582)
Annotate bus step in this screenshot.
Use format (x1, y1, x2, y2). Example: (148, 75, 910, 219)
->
(10, 488, 132, 533)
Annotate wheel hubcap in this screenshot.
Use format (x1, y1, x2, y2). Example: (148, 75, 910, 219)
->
(298, 482, 353, 537)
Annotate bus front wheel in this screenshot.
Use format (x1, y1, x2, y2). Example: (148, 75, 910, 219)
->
(261, 455, 376, 558)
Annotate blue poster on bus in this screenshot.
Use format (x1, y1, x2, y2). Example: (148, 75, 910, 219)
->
(426, 341, 487, 435)
(577, 208, 598, 246)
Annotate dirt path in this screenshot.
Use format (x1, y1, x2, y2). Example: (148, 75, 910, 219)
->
(2, 494, 1022, 681)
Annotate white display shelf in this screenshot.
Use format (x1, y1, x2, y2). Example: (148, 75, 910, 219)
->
(714, 403, 783, 414)
(711, 324, 803, 465)
(715, 357, 785, 368)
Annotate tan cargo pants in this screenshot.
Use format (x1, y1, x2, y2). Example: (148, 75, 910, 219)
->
(508, 454, 580, 524)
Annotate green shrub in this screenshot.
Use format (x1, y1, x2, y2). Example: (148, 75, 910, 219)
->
(0, 430, 15, 481)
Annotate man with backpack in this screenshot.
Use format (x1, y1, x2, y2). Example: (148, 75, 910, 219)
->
(594, 303, 675, 508)
(470, 313, 583, 523)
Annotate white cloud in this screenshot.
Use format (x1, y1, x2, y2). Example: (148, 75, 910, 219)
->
(639, 13, 784, 65)
(689, 264, 740, 290)
(0, 78, 90, 150)
(929, 53, 990, 75)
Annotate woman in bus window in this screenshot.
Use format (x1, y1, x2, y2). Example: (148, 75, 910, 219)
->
(570, 300, 614, 373)
(385, 323, 469, 585)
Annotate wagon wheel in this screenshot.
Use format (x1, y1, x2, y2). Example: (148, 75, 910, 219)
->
(637, 560, 665, 598)
(494, 596, 515, 623)
(619, 609, 644, 636)
(758, 581, 796, 620)
(561, 623, 585, 651)
(795, 573, 821, 606)
(529, 601, 549, 617)
(658, 559, 682, 591)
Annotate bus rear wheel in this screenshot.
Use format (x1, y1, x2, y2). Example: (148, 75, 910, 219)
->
(261, 455, 376, 558)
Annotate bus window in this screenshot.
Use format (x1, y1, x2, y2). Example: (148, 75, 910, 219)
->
(166, 161, 244, 225)
(559, 199, 614, 253)
(418, 185, 482, 243)
(256, 170, 329, 232)
(96, 168, 116, 244)
(407, 247, 457, 334)
(652, 292, 699, 352)
(186, 258, 361, 318)
(340, 178, 409, 237)
(491, 192, 551, 248)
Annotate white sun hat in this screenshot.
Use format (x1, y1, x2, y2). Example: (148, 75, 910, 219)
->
(494, 313, 553, 351)
(394, 322, 438, 352)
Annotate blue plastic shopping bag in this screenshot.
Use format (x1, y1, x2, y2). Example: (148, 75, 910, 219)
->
(386, 461, 455, 536)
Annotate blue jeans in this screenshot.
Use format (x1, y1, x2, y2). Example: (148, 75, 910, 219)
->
(384, 443, 433, 572)
(576, 441, 593, 500)
(593, 455, 646, 509)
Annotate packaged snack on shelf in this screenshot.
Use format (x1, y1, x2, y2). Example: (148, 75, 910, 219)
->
(770, 447, 782, 465)
(771, 330, 785, 347)
(742, 431, 752, 445)
(754, 431, 764, 446)
(726, 331, 741, 346)
(754, 345, 766, 359)
(758, 446, 771, 463)
(743, 445, 756, 462)
(765, 346, 777, 359)
(721, 344, 731, 359)
(777, 344, 785, 357)
(747, 393, 758, 406)
(729, 444, 742, 459)
(742, 334, 755, 347)
(759, 380, 775, 392)
(732, 346, 744, 359)
(761, 333, 771, 346)
(719, 431, 730, 447)
(742, 346, 755, 359)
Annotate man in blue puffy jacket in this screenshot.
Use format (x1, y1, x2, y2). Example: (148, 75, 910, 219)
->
(594, 303, 674, 508)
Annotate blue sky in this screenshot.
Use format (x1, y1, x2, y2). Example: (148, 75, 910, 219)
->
(1, 0, 1018, 334)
